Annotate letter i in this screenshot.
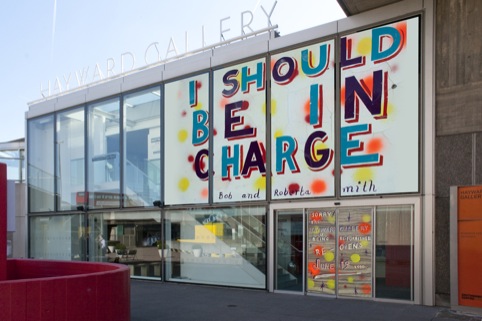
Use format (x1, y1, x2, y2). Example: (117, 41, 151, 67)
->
(309, 84, 323, 128)
(189, 80, 198, 107)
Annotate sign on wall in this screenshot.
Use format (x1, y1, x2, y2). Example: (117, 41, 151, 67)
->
(456, 186, 482, 308)
(340, 16, 420, 196)
(307, 208, 336, 294)
(213, 58, 267, 203)
(337, 208, 373, 297)
(271, 40, 335, 200)
(164, 73, 210, 205)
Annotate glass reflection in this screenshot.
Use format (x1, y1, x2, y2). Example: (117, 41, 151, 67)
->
(123, 87, 161, 207)
(56, 107, 85, 210)
(87, 98, 121, 209)
(30, 214, 84, 260)
(375, 205, 412, 300)
(165, 206, 266, 289)
(28, 115, 55, 212)
(88, 211, 162, 279)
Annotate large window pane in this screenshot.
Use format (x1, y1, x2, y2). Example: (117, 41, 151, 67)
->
(375, 205, 412, 300)
(88, 211, 162, 278)
(276, 210, 303, 292)
(57, 107, 85, 210)
(164, 74, 209, 205)
(124, 88, 161, 207)
(87, 98, 121, 209)
(165, 206, 266, 289)
(28, 115, 55, 212)
(30, 214, 84, 260)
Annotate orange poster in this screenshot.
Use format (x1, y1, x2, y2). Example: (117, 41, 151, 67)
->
(458, 186, 482, 220)
(458, 186, 482, 308)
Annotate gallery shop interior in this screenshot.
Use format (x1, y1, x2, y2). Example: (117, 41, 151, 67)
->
(26, 1, 435, 305)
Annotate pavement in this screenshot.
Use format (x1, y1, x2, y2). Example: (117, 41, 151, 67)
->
(130, 280, 482, 321)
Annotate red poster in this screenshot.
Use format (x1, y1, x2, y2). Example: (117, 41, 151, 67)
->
(458, 186, 482, 308)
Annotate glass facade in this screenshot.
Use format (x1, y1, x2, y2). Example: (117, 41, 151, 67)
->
(28, 115, 55, 212)
(275, 205, 412, 300)
(375, 205, 412, 300)
(165, 206, 266, 288)
(88, 211, 162, 278)
(123, 88, 161, 207)
(87, 98, 121, 209)
(56, 107, 85, 210)
(30, 214, 84, 260)
(25, 15, 422, 301)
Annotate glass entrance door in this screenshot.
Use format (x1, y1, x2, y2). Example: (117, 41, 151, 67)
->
(306, 207, 373, 297)
(275, 210, 304, 292)
(274, 205, 413, 299)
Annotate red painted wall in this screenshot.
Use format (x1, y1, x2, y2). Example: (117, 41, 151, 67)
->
(0, 259, 130, 321)
(0, 163, 6, 281)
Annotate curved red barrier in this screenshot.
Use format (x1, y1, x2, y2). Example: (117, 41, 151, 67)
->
(0, 259, 130, 321)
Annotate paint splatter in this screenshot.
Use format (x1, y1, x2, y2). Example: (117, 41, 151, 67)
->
(178, 177, 189, 192)
(271, 99, 277, 115)
(178, 129, 188, 142)
(255, 176, 266, 190)
(326, 279, 335, 290)
(274, 129, 283, 139)
(353, 168, 374, 182)
(350, 253, 361, 263)
(324, 251, 335, 262)
(361, 284, 372, 294)
(367, 138, 383, 153)
(201, 188, 208, 199)
(358, 222, 371, 235)
(288, 183, 300, 194)
(357, 37, 372, 56)
(313, 245, 324, 256)
(310, 179, 327, 194)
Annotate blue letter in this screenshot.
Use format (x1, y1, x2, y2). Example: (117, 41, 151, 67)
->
(276, 136, 299, 174)
(371, 26, 402, 62)
(340, 124, 383, 168)
(241, 62, 265, 93)
(221, 144, 240, 180)
(192, 110, 209, 146)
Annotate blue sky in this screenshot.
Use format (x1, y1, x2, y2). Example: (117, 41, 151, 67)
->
(0, 0, 345, 142)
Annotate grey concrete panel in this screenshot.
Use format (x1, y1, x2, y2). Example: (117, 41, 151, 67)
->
(435, 196, 450, 296)
(435, 135, 472, 198)
(436, 83, 482, 136)
(477, 132, 482, 184)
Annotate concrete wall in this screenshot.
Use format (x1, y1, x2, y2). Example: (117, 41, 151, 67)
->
(435, 0, 482, 306)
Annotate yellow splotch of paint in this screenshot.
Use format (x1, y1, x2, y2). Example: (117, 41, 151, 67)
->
(351, 253, 361, 263)
(274, 129, 283, 139)
(193, 102, 203, 111)
(312, 141, 328, 161)
(362, 214, 371, 223)
(255, 176, 266, 190)
(178, 177, 190, 192)
(271, 99, 277, 115)
(327, 215, 336, 224)
(347, 276, 354, 283)
(360, 240, 369, 248)
(327, 279, 336, 290)
(357, 37, 372, 56)
(324, 251, 335, 262)
(178, 129, 188, 142)
(308, 279, 315, 288)
(353, 168, 374, 182)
